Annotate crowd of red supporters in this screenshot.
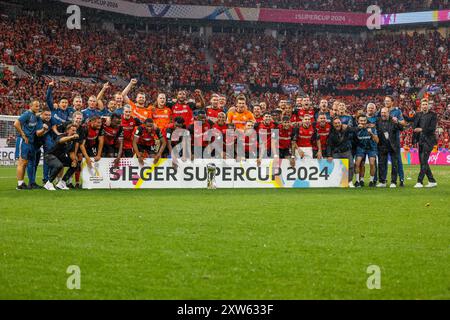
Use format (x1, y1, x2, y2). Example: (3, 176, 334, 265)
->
(1, 12, 450, 149)
(139, 0, 448, 13)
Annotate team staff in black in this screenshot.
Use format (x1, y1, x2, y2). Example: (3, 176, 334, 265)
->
(326, 117, 357, 188)
(411, 99, 438, 188)
(43, 124, 80, 191)
(376, 107, 403, 188)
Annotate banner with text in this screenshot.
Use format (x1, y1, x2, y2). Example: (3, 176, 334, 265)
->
(401, 148, 450, 166)
(59, 0, 450, 26)
(0, 147, 16, 166)
(81, 158, 349, 189)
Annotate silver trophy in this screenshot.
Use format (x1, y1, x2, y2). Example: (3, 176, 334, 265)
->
(206, 163, 217, 189)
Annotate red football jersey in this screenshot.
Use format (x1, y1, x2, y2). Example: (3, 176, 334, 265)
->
(172, 103, 194, 127)
(295, 125, 316, 148)
(189, 121, 214, 147)
(278, 124, 294, 150)
(101, 125, 123, 147)
(121, 116, 137, 150)
(297, 108, 315, 120)
(255, 121, 277, 150)
(134, 125, 162, 147)
(206, 107, 222, 123)
(315, 123, 331, 150)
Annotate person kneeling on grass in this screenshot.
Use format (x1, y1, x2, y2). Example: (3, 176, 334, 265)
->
(44, 124, 79, 191)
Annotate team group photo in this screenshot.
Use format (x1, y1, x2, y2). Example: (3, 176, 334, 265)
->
(0, 0, 449, 304)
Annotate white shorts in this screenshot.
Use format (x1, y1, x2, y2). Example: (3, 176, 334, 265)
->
(296, 147, 313, 159)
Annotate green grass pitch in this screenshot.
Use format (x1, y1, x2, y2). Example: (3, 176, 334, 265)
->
(0, 165, 449, 300)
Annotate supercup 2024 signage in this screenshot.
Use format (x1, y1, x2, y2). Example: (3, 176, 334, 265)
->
(82, 158, 349, 189)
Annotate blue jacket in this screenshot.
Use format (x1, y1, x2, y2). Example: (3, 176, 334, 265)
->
(46, 87, 75, 126)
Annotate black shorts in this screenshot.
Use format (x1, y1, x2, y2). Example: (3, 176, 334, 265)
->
(123, 149, 134, 158)
(279, 148, 292, 159)
(103, 145, 119, 157)
(138, 145, 157, 157)
(86, 146, 99, 158)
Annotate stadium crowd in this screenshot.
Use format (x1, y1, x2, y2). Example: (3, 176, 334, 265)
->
(1, 13, 449, 150)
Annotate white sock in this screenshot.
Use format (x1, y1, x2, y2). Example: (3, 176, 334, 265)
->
(370, 176, 375, 182)
(356, 174, 360, 181)
(18, 180, 24, 186)
(360, 177, 364, 182)
(55, 177, 61, 184)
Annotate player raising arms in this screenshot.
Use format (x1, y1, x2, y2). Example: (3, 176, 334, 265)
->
(121, 105, 138, 157)
(122, 79, 152, 123)
(96, 82, 113, 117)
(133, 118, 166, 166)
(79, 116, 104, 169)
(101, 114, 124, 166)
(354, 115, 380, 188)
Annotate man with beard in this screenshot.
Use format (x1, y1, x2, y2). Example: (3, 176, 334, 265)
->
(314, 113, 331, 159)
(169, 90, 195, 127)
(122, 78, 152, 123)
(252, 105, 263, 123)
(206, 94, 222, 123)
